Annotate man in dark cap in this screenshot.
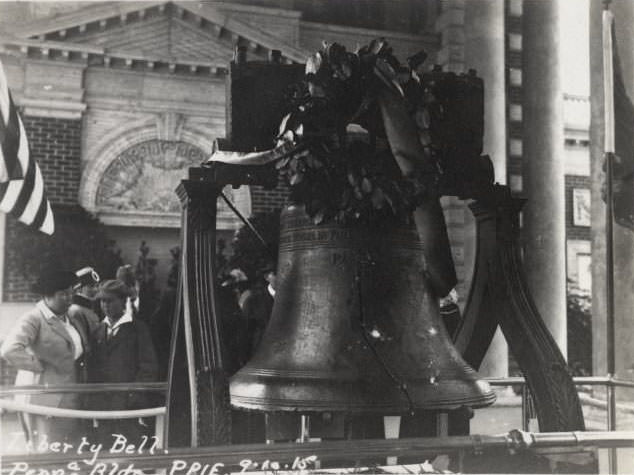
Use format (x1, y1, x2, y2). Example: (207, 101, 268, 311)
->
(87, 279, 158, 444)
(69, 266, 102, 334)
(1, 268, 89, 447)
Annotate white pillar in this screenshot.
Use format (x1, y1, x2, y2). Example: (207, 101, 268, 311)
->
(522, 0, 567, 356)
(463, 0, 508, 377)
(464, 0, 507, 184)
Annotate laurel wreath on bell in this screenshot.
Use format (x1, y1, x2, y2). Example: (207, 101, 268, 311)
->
(274, 39, 448, 225)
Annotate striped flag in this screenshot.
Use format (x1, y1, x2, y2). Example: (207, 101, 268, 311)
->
(0, 59, 54, 234)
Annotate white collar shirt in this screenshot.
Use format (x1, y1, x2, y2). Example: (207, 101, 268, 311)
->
(37, 300, 83, 360)
(104, 307, 133, 339)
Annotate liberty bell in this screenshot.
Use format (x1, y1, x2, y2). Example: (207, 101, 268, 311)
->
(230, 205, 495, 413)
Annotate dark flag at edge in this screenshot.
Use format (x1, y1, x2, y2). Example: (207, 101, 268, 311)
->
(604, 11, 634, 230)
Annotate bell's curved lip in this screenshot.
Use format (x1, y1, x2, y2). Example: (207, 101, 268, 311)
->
(230, 377, 496, 413)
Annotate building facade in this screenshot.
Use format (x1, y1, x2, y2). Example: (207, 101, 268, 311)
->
(0, 1, 438, 333)
(0, 1, 596, 380)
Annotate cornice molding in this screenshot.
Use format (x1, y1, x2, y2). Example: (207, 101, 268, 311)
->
(0, 38, 230, 77)
(4, 1, 310, 68)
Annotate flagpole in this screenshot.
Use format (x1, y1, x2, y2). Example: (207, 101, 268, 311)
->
(602, 3, 617, 454)
(602, 2, 615, 374)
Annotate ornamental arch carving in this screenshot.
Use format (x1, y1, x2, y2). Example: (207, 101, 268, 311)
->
(79, 118, 251, 229)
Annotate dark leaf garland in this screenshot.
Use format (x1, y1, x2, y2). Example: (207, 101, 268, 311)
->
(274, 39, 487, 225)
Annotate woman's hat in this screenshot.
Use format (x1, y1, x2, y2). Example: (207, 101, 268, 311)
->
(32, 269, 78, 296)
(96, 279, 131, 301)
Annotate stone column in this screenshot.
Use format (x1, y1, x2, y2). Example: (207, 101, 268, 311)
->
(463, 0, 508, 377)
(464, 0, 507, 185)
(590, 0, 634, 379)
(522, 0, 567, 355)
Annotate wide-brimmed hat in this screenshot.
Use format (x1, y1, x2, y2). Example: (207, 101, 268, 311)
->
(32, 269, 78, 296)
(115, 264, 137, 288)
(96, 279, 131, 301)
(75, 266, 100, 288)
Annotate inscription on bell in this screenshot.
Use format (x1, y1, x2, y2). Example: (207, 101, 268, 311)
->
(279, 228, 353, 248)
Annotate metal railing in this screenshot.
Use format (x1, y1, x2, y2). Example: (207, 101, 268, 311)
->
(2, 376, 632, 431)
(486, 374, 634, 474)
(1, 377, 634, 472)
(485, 375, 634, 432)
(0, 382, 168, 451)
(1, 430, 633, 474)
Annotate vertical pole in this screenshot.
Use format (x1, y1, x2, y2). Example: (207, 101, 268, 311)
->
(155, 413, 165, 449)
(602, 9, 618, 471)
(521, 385, 530, 431)
(602, 1, 616, 382)
(300, 415, 310, 442)
(607, 380, 617, 474)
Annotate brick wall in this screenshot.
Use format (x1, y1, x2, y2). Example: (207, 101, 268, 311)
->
(3, 116, 83, 302)
(23, 116, 82, 206)
(250, 179, 290, 215)
(4, 216, 39, 302)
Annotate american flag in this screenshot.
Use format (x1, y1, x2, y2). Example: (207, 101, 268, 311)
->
(0, 59, 54, 235)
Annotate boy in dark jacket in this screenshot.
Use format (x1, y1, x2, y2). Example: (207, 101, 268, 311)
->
(88, 279, 158, 445)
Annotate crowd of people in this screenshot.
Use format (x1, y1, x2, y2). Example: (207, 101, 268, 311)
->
(0, 266, 159, 448)
(1, 237, 462, 451)
(0, 252, 278, 450)
(217, 264, 276, 375)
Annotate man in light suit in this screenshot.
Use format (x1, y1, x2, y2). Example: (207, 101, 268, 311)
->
(1, 269, 89, 447)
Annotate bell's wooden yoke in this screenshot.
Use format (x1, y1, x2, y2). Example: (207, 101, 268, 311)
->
(165, 59, 584, 447)
(455, 186, 585, 432)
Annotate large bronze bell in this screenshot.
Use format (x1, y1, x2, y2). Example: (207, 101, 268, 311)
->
(230, 205, 495, 413)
